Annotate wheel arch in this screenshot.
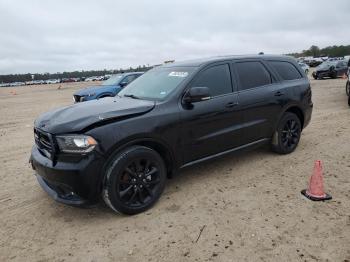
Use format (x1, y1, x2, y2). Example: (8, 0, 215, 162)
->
(103, 137, 176, 178)
(283, 105, 305, 129)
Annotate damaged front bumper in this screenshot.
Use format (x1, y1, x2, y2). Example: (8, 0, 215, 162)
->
(30, 145, 105, 207)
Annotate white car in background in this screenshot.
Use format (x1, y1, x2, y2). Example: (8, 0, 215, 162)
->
(298, 62, 310, 74)
(46, 79, 60, 84)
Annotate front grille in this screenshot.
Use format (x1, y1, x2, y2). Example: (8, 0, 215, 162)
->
(34, 128, 54, 158)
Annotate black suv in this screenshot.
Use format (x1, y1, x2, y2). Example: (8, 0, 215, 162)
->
(30, 55, 313, 215)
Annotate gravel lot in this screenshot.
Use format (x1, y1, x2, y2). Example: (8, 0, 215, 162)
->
(0, 76, 349, 262)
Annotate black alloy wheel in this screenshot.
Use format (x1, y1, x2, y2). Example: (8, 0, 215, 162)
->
(117, 158, 161, 208)
(281, 119, 300, 151)
(272, 112, 301, 154)
(103, 146, 166, 215)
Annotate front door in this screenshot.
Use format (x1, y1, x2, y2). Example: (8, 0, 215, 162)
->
(180, 63, 243, 163)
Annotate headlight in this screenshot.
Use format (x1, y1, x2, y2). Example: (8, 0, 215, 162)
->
(56, 135, 97, 153)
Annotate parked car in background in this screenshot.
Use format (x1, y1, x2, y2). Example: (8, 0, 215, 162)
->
(346, 68, 350, 106)
(61, 78, 77, 83)
(306, 57, 323, 67)
(46, 79, 60, 84)
(73, 72, 143, 102)
(298, 62, 310, 74)
(30, 55, 312, 214)
(312, 60, 348, 79)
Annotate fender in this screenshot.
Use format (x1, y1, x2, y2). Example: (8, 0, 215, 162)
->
(96, 135, 178, 194)
(273, 102, 304, 131)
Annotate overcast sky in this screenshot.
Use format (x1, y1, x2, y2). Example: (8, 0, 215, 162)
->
(0, 0, 349, 74)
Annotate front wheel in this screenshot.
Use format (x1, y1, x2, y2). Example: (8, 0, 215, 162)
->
(102, 146, 166, 215)
(346, 80, 350, 96)
(271, 112, 302, 154)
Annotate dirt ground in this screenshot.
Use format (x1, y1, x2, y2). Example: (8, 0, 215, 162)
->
(0, 76, 349, 262)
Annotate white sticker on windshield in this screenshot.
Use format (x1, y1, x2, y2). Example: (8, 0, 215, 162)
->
(168, 72, 188, 77)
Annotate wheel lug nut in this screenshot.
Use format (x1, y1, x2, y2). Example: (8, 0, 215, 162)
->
(143, 179, 146, 182)
(140, 185, 143, 188)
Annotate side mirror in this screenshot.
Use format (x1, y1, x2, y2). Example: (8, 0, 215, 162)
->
(183, 86, 211, 104)
(120, 82, 128, 87)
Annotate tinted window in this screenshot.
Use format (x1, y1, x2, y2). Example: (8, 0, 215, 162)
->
(235, 61, 271, 90)
(269, 61, 302, 81)
(191, 64, 232, 97)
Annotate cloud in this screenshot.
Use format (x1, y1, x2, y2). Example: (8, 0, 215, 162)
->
(0, 0, 349, 74)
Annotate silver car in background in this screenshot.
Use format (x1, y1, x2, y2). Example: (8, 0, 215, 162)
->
(298, 62, 310, 74)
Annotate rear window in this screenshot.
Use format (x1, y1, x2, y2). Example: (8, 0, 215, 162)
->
(269, 61, 302, 81)
(235, 61, 271, 91)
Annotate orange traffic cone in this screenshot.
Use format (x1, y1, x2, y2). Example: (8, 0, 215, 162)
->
(301, 160, 332, 201)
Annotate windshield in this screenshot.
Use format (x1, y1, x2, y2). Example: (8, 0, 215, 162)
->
(102, 74, 123, 86)
(118, 66, 195, 100)
(318, 61, 336, 69)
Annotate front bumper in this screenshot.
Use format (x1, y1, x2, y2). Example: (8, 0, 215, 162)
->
(30, 145, 105, 206)
(312, 70, 330, 78)
(36, 175, 88, 206)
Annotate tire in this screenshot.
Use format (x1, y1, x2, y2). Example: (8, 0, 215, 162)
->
(346, 80, 350, 96)
(271, 112, 302, 154)
(348, 95, 350, 107)
(102, 146, 166, 215)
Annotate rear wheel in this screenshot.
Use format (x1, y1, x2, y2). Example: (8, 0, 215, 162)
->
(272, 112, 302, 154)
(102, 146, 166, 215)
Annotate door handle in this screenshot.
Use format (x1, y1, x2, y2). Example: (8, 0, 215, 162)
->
(225, 102, 238, 108)
(274, 91, 284, 97)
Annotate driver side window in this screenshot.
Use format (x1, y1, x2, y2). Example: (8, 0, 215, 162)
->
(190, 64, 232, 97)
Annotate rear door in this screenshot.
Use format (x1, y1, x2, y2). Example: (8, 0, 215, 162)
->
(232, 60, 282, 144)
(180, 63, 242, 162)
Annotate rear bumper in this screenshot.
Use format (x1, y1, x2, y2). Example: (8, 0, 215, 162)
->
(30, 145, 105, 206)
(303, 103, 313, 129)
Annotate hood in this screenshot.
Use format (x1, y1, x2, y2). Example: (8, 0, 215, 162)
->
(74, 85, 119, 96)
(35, 97, 155, 134)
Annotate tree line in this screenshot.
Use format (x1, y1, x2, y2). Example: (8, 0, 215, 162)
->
(0, 65, 153, 84)
(288, 45, 350, 58)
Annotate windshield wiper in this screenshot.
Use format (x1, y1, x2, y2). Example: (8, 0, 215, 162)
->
(124, 94, 140, 99)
